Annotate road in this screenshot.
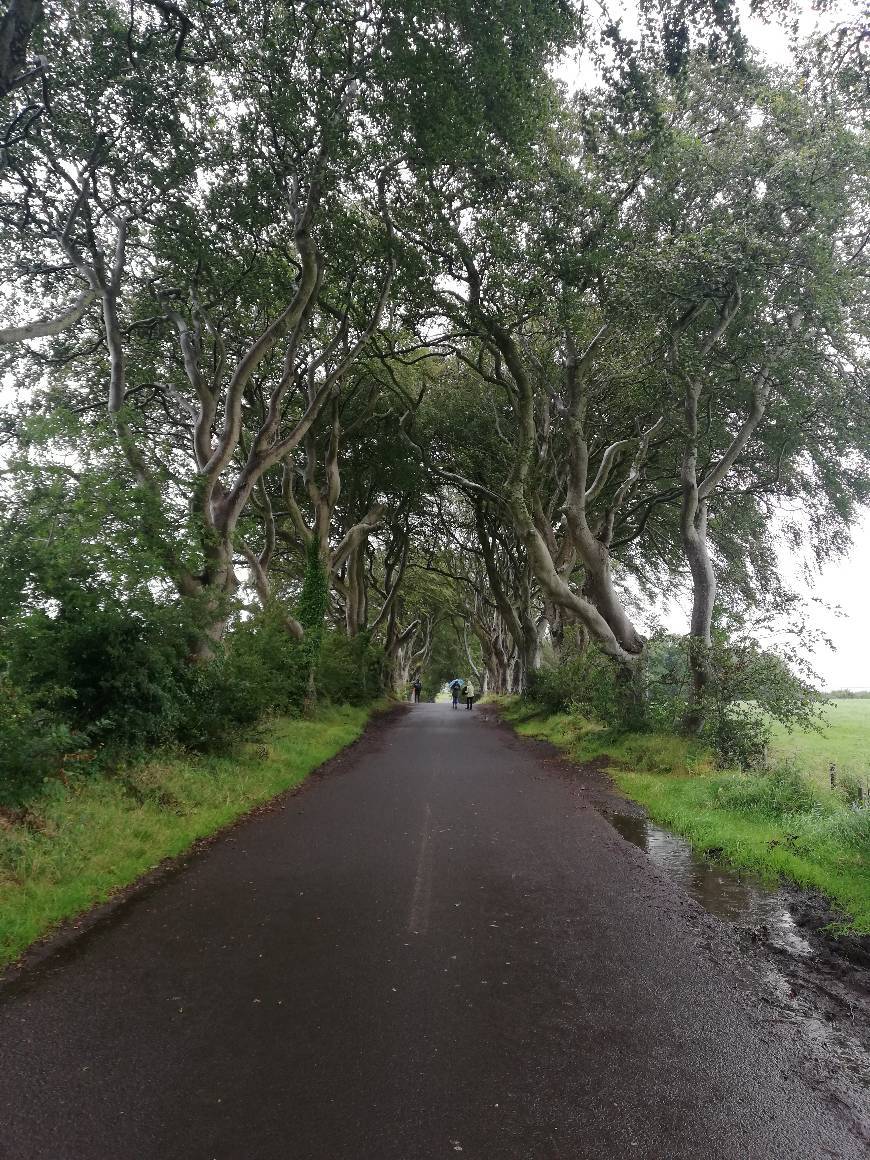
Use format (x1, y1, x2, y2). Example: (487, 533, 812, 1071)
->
(0, 703, 865, 1159)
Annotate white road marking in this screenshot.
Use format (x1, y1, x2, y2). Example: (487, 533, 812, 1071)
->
(408, 800, 434, 935)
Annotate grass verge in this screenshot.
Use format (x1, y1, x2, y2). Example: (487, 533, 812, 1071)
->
(489, 695, 870, 933)
(0, 703, 382, 968)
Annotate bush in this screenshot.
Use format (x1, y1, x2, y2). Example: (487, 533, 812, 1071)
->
(703, 641, 821, 768)
(0, 594, 383, 797)
(528, 631, 627, 722)
(525, 631, 823, 770)
(317, 631, 384, 705)
(172, 609, 325, 750)
(0, 675, 89, 805)
(2, 596, 198, 751)
(703, 703, 771, 770)
(0, 594, 309, 782)
(643, 633, 823, 769)
(0, 541, 383, 800)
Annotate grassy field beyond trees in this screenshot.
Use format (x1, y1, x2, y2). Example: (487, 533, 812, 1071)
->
(769, 700, 870, 790)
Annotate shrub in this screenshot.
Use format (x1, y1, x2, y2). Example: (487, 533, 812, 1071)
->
(0, 675, 89, 805)
(526, 631, 825, 771)
(0, 594, 304, 772)
(173, 608, 324, 750)
(643, 633, 823, 769)
(528, 631, 629, 723)
(318, 631, 384, 705)
(703, 703, 772, 770)
(0, 542, 382, 798)
(1, 595, 199, 751)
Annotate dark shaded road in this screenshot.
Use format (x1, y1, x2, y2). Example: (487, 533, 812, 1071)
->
(0, 704, 866, 1159)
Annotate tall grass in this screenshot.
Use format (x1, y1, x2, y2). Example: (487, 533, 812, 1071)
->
(616, 767, 870, 932)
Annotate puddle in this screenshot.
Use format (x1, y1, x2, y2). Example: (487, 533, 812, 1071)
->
(607, 812, 814, 957)
(607, 811, 870, 1115)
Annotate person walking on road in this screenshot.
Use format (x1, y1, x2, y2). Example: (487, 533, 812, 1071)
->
(412, 676, 422, 703)
(449, 679, 461, 709)
(465, 679, 475, 710)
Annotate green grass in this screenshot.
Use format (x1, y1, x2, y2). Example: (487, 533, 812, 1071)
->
(768, 698, 870, 789)
(614, 770, 870, 933)
(493, 696, 870, 933)
(0, 704, 379, 967)
(490, 695, 714, 775)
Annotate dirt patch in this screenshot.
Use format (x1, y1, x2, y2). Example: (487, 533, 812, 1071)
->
(788, 890, 870, 969)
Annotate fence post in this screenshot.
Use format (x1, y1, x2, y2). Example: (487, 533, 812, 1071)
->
(829, 762, 837, 790)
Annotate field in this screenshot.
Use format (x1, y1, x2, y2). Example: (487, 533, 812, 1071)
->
(768, 699, 870, 790)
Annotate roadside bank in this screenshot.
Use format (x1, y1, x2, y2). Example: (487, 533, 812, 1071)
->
(0, 703, 393, 970)
(488, 696, 870, 936)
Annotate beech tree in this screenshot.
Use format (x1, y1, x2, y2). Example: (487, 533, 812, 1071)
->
(638, 61, 870, 729)
(392, 60, 676, 670)
(0, 0, 576, 654)
(2, 0, 868, 760)
(393, 35, 869, 697)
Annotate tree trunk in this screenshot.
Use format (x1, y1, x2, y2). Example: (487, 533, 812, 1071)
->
(575, 532, 645, 656)
(514, 501, 639, 670)
(681, 500, 715, 734)
(344, 542, 366, 637)
(670, 290, 775, 735)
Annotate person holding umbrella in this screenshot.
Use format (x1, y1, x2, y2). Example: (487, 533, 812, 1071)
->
(449, 679, 462, 709)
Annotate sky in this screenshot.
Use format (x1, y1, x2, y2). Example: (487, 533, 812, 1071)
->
(782, 521, 870, 690)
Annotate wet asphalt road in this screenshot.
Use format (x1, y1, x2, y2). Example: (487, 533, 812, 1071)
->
(0, 703, 865, 1159)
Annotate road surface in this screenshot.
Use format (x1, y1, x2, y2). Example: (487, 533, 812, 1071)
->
(0, 704, 865, 1158)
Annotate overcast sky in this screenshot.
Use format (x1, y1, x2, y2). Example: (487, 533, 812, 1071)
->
(801, 525, 870, 689)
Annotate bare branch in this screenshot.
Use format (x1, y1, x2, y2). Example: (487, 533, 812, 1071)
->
(0, 287, 96, 343)
(584, 438, 635, 505)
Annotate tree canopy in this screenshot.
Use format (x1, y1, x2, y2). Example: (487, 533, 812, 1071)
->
(1, 0, 868, 791)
